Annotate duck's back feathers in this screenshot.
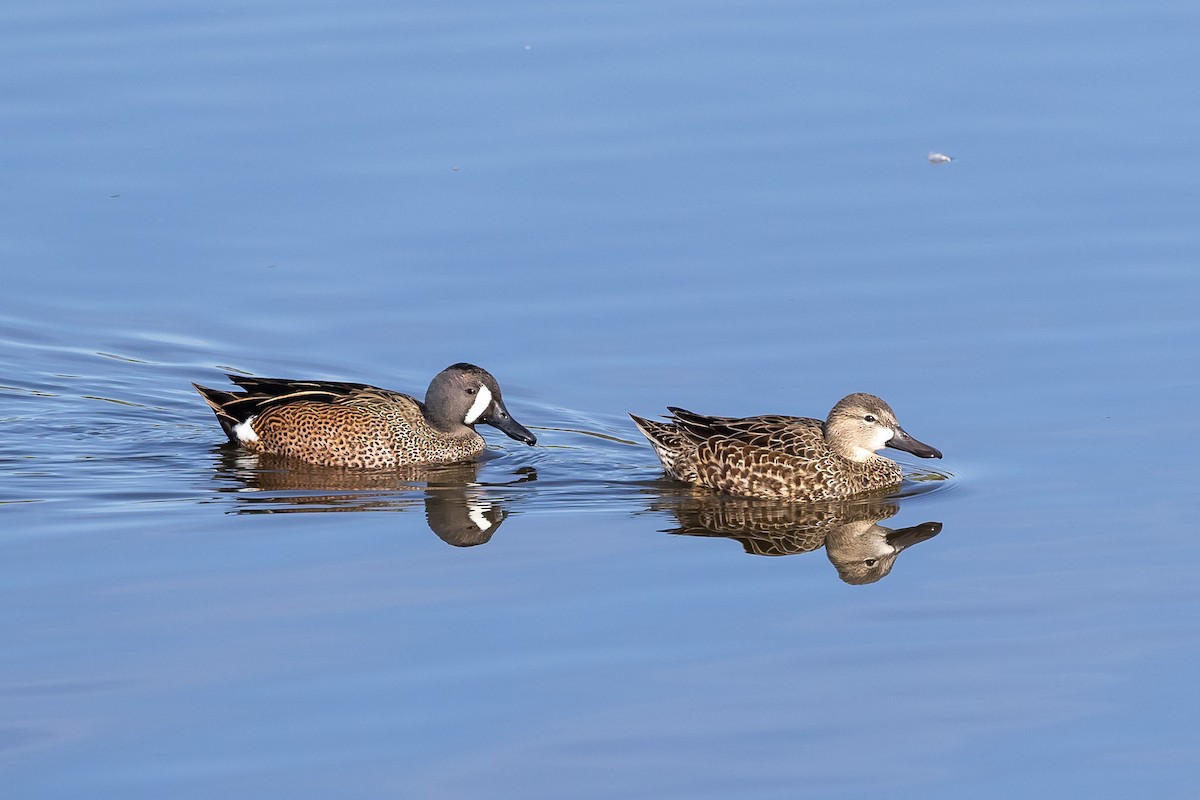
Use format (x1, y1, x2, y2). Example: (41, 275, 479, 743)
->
(667, 408, 827, 459)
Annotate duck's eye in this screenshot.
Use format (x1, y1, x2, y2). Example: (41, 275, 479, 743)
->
(864, 558, 877, 567)
(864, 414, 876, 423)
(466, 387, 477, 395)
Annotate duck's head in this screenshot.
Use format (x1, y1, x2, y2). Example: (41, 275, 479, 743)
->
(825, 393, 941, 462)
(425, 363, 537, 446)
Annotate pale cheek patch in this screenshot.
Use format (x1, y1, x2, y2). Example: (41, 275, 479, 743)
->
(233, 415, 260, 443)
(463, 385, 493, 425)
(852, 427, 893, 461)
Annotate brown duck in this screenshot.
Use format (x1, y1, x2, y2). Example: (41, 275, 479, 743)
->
(630, 393, 941, 502)
(194, 363, 536, 468)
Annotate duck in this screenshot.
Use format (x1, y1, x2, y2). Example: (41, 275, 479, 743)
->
(630, 393, 941, 502)
(194, 363, 536, 468)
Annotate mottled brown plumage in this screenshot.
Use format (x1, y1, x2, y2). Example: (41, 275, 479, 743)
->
(194, 363, 536, 468)
(630, 393, 941, 502)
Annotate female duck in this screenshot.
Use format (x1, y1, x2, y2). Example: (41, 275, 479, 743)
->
(630, 393, 941, 502)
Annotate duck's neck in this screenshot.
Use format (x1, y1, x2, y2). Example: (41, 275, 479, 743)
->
(422, 403, 467, 435)
(842, 444, 878, 463)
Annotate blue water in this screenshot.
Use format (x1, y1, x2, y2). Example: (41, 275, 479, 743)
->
(3, 0, 1200, 797)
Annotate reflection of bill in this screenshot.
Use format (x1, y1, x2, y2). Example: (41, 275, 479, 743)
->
(207, 448, 536, 547)
(825, 518, 940, 585)
(648, 493, 941, 585)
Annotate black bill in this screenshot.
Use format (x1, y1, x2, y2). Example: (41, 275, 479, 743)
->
(481, 401, 537, 446)
(886, 426, 942, 459)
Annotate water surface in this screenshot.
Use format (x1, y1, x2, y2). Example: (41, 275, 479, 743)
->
(3, 0, 1199, 798)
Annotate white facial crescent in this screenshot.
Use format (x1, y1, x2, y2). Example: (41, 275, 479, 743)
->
(463, 385, 493, 425)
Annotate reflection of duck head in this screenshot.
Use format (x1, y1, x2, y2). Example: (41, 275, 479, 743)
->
(647, 490, 940, 583)
(423, 486, 507, 546)
(824, 519, 942, 585)
(207, 447, 535, 546)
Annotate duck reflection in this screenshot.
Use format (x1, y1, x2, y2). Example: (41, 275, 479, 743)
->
(649, 492, 941, 584)
(208, 448, 536, 547)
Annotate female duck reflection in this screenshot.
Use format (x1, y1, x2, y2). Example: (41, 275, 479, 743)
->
(208, 450, 537, 547)
(646, 493, 941, 584)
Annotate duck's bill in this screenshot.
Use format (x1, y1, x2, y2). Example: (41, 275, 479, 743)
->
(481, 404, 537, 446)
(886, 427, 942, 459)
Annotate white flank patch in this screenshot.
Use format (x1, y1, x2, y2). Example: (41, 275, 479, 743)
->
(463, 385, 493, 425)
(233, 415, 259, 443)
(467, 500, 491, 532)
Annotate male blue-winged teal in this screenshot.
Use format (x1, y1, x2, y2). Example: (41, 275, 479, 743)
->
(630, 393, 941, 502)
(194, 363, 536, 468)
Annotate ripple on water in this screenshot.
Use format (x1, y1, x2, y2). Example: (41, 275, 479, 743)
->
(895, 465, 958, 499)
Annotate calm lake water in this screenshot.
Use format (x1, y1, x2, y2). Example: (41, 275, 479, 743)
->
(3, 0, 1199, 797)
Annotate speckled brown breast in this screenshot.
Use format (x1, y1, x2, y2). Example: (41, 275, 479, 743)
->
(247, 392, 485, 469)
